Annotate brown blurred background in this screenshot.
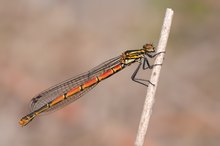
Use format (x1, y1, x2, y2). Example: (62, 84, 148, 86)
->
(0, 0, 220, 146)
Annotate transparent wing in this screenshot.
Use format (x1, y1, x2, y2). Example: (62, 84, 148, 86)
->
(45, 84, 96, 113)
(30, 55, 121, 113)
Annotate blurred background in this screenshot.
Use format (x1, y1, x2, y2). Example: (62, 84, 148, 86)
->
(0, 0, 219, 146)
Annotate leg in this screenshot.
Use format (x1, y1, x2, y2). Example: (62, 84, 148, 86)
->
(147, 51, 166, 58)
(131, 61, 154, 87)
(143, 56, 162, 70)
(143, 56, 152, 69)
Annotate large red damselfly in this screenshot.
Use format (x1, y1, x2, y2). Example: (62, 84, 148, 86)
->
(19, 43, 161, 126)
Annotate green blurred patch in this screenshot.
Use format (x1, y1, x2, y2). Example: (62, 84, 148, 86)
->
(150, 0, 211, 20)
(180, 0, 210, 19)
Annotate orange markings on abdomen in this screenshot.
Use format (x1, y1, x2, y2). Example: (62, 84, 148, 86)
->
(66, 86, 81, 97)
(50, 95, 65, 106)
(82, 77, 98, 89)
(98, 69, 114, 81)
(112, 64, 122, 72)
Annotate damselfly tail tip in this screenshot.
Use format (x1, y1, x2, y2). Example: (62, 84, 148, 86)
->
(19, 119, 27, 127)
(19, 114, 36, 127)
(19, 118, 31, 127)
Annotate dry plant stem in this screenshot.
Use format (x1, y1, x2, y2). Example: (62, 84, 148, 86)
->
(134, 8, 174, 146)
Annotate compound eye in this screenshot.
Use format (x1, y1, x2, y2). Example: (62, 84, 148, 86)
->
(143, 44, 155, 52)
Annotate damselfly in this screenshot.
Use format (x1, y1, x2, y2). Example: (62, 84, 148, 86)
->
(19, 43, 161, 126)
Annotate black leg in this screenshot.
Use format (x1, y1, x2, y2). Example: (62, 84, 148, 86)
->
(146, 51, 165, 58)
(143, 56, 162, 70)
(143, 56, 152, 69)
(131, 61, 154, 87)
(131, 51, 165, 87)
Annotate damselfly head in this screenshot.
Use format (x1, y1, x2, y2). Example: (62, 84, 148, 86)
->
(143, 43, 155, 53)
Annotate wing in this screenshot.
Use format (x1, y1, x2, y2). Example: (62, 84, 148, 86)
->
(30, 55, 121, 113)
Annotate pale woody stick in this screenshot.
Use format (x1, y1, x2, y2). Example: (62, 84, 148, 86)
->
(134, 8, 174, 146)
